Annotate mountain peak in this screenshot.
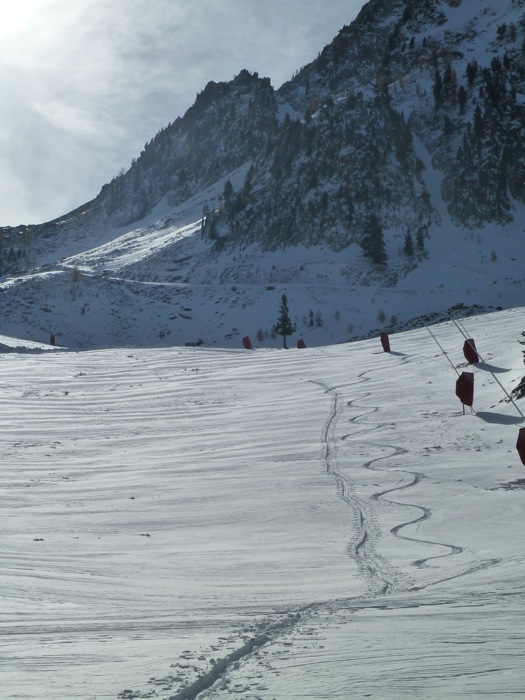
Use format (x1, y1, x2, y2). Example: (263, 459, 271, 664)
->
(0, 0, 524, 349)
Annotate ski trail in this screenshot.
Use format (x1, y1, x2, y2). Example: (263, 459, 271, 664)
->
(161, 613, 301, 700)
(362, 439, 500, 589)
(370, 463, 463, 566)
(317, 370, 498, 595)
(164, 369, 494, 699)
(116, 363, 499, 699)
(311, 378, 405, 596)
(332, 367, 467, 575)
(119, 377, 398, 699)
(369, 459, 501, 591)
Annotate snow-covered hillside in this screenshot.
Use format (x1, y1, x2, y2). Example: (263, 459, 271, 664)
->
(1, 0, 525, 350)
(1, 306, 524, 699)
(0, 156, 523, 352)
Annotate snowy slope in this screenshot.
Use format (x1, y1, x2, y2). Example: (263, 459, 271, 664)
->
(0, 171, 523, 353)
(1, 306, 524, 699)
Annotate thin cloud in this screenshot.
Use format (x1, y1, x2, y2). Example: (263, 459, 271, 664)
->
(0, 0, 365, 225)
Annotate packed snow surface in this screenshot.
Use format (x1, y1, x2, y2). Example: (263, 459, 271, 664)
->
(1, 307, 524, 699)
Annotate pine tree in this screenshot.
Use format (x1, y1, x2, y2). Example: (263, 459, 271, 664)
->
(273, 294, 296, 349)
(222, 179, 235, 220)
(473, 105, 484, 141)
(458, 85, 467, 114)
(403, 231, 414, 256)
(443, 115, 454, 136)
(70, 265, 81, 283)
(466, 60, 478, 87)
(433, 66, 443, 109)
(361, 213, 387, 265)
(222, 179, 233, 201)
(242, 164, 255, 203)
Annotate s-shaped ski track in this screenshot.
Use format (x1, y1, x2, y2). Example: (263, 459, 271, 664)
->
(117, 364, 499, 699)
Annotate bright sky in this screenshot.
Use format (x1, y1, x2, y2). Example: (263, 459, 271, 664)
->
(0, 0, 366, 226)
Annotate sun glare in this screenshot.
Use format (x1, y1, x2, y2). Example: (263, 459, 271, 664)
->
(0, 1, 48, 37)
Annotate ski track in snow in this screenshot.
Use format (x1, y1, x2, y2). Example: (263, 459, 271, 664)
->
(313, 377, 404, 597)
(334, 365, 502, 588)
(139, 358, 506, 700)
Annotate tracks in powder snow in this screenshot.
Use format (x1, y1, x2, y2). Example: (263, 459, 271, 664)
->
(311, 377, 406, 596)
(118, 365, 498, 699)
(319, 372, 498, 593)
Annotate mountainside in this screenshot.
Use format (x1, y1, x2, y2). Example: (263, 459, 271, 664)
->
(0, 0, 524, 350)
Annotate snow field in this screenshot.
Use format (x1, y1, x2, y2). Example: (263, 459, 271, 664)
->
(0, 306, 524, 698)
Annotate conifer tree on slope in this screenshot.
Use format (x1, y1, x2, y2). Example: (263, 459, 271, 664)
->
(273, 294, 296, 349)
(403, 231, 414, 256)
(361, 213, 387, 265)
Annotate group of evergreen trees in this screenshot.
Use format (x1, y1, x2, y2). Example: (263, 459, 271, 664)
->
(196, 75, 432, 256)
(434, 43, 525, 226)
(0, 246, 29, 276)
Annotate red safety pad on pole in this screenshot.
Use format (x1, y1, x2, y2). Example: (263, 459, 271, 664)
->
(455, 371, 474, 407)
(517, 428, 525, 466)
(463, 338, 479, 364)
